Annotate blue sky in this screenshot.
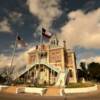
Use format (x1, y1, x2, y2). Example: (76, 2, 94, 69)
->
(0, 0, 100, 66)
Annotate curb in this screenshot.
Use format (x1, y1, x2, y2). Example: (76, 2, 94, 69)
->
(63, 84, 97, 94)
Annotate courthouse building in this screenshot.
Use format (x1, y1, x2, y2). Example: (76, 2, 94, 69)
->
(13, 35, 77, 87)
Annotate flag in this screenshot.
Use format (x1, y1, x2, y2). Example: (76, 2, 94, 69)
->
(42, 28, 52, 38)
(16, 35, 27, 48)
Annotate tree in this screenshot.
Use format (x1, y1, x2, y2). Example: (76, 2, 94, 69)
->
(77, 69, 84, 82)
(80, 62, 88, 80)
(1, 66, 15, 85)
(0, 74, 6, 84)
(88, 62, 100, 81)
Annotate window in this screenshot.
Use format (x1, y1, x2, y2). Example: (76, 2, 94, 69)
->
(67, 55, 73, 65)
(69, 69, 73, 77)
(39, 52, 47, 58)
(54, 72, 57, 77)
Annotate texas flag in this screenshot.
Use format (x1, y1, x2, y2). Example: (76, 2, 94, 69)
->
(42, 28, 52, 38)
(16, 35, 27, 48)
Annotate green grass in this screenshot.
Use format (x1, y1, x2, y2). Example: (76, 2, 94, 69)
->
(66, 82, 95, 88)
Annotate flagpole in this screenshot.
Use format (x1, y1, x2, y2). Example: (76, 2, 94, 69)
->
(10, 34, 18, 69)
(38, 28, 43, 84)
(8, 33, 18, 83)
(41, 28, 43, 83)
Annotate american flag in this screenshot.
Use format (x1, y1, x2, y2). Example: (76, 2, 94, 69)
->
(42, 28, 52, 38)
(16, 35, 27, 48)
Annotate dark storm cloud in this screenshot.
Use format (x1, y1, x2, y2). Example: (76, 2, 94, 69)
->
(0, 0, 39, 34)
(0, 0, 39, 53)
(0, 0, 100, 33)
(0, 0, 100, 53)
(52, 0, 100, 31)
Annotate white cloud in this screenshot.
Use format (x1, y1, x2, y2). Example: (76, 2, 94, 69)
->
(60, 8, 100, 49)
(9, 12, 22, 22)
(80, 56, 100, 64)
(0, 19, 11, 32)
(0, 54, 11, 68)
(27, 0, 62, 29)
(0, 52, 27, 69)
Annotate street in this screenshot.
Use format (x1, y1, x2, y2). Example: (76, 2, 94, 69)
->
(0, 93, 65, 100)
(66, 91, 100, 100)
(0, 90, 100, 100)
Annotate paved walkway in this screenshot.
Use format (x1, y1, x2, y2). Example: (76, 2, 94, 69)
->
(1, 86, 61, 96)
(1, 85, 100, 96)
(1, 86, 17, 94)
(1, 86, 23, 94)
(44, 87, 61, 96)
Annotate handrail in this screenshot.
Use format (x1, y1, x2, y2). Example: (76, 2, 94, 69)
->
(55, 69, 68, 87)
(12, 62, 60, 80)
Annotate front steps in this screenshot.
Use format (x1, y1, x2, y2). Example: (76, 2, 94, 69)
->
(44, 87, 61, 96)
(0, 86, 62, 96)
(1, 86, 17, 94)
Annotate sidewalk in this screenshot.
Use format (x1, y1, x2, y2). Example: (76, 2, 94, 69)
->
(44, 87, 60, 96)
(1, 86, 17, 94)
(0, 86, 61, 96)
(0, 85, 100, 96)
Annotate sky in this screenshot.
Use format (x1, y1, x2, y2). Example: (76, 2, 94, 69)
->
(0, 0, 100, 68)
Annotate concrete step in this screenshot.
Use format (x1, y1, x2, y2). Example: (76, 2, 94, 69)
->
(1, 86, 17, 94)
(0, 87, 9, 93)
(44, 87, 60, 96)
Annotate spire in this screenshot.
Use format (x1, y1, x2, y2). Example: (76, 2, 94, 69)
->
(49, 34, 59, 47)
(63, 40, 66, 49)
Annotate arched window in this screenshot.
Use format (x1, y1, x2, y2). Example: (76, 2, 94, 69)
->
(69, 69, 73, 77)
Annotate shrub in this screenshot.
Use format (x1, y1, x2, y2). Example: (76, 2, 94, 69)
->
(66, 82, 94, 88)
